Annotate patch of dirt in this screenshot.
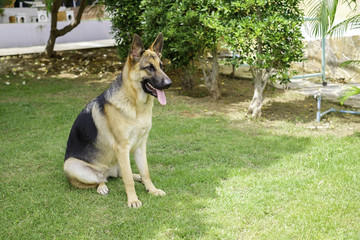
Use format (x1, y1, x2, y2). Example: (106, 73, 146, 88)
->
(1, 47, 360, 136)
(0, 48, 123, 81)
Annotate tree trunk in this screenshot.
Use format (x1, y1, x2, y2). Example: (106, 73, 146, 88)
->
(208, 48, 221, 100)
(45, 29, 58, 58)
(178, 67, 194, 90)
(45, 0, 61, 57)
(45, 0, 88, 58)
(247, 67, 268, 118)
(201, 48, 221, 100)
(247, 28, 269, 118)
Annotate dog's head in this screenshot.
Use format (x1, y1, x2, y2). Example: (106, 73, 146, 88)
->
(128, 33, 172, 105)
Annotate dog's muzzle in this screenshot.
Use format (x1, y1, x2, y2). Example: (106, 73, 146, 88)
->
(142, 77, 172, 105)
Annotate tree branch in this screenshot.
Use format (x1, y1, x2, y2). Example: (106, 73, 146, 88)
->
(50, 0, 61, 34)
(57, 0, 87, 37)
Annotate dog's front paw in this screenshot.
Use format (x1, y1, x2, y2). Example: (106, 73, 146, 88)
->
(128, 199, 142, 208)
(148, 188, 166, 196)
(97, 183, 109, 195)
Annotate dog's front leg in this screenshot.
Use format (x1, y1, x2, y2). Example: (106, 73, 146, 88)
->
(134, 141, 166, 196)
(114, 144, 142, 208)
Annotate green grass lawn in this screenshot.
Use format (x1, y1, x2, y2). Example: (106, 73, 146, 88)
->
(1, 77, 360, 239)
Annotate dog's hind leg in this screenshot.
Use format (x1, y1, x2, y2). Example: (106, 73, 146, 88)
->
(132, 174, 142, 182)
(64, 158, 109, 195)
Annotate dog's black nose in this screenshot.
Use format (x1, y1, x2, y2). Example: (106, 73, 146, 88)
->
(163, 77, 172, 89)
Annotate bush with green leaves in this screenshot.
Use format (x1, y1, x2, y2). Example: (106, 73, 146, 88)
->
(221, 0, 304, 117)
(141, 0, 202, 89)
(0, 0, 12, 7)
(106, 0, 222, 97)
(141, 0, 222, 96)
(105, 0, 144, 59)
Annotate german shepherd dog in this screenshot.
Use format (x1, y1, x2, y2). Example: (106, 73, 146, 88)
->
(64, 33, 171, 208)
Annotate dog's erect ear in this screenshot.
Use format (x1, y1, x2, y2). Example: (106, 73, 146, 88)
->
(129, 34, 144, 62)
(150, 33, 164, 58)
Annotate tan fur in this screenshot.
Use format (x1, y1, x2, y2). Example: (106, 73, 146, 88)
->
(64, 34, 169, 208)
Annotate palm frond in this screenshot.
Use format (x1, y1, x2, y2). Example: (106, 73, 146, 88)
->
(307, 0, 328, 37)
(343, 0, 358, 15)
(339, 85, 360, 105)
(307, 0, 340, 38)
(327, 0, 339, 24)
(327, 13, 360, 37)
(339, 60, 360, 68)
(88, 0, 105, 20)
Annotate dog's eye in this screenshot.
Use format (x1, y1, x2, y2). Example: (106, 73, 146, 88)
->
(146, 64, 156, 72)
(160, 63, 164, 70)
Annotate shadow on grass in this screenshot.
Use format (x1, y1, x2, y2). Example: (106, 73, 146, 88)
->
(262, 97, 360, 123)
(261, 99, 317, 123)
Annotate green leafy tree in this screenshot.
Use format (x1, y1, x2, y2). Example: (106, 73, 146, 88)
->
(222, 0, 305, 117)
(141, 0, 222, 97)
(141, 0, 201, 90)
(108, 0, 222, 98)
(197, 0, 223, 99)
(0, 0, 13, 13)
(105, 0, 144, 59)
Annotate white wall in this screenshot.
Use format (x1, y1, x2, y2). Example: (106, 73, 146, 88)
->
(0, 20, 114, 48)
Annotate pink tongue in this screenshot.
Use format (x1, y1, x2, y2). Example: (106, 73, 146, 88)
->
(155, 89, 167, 105)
